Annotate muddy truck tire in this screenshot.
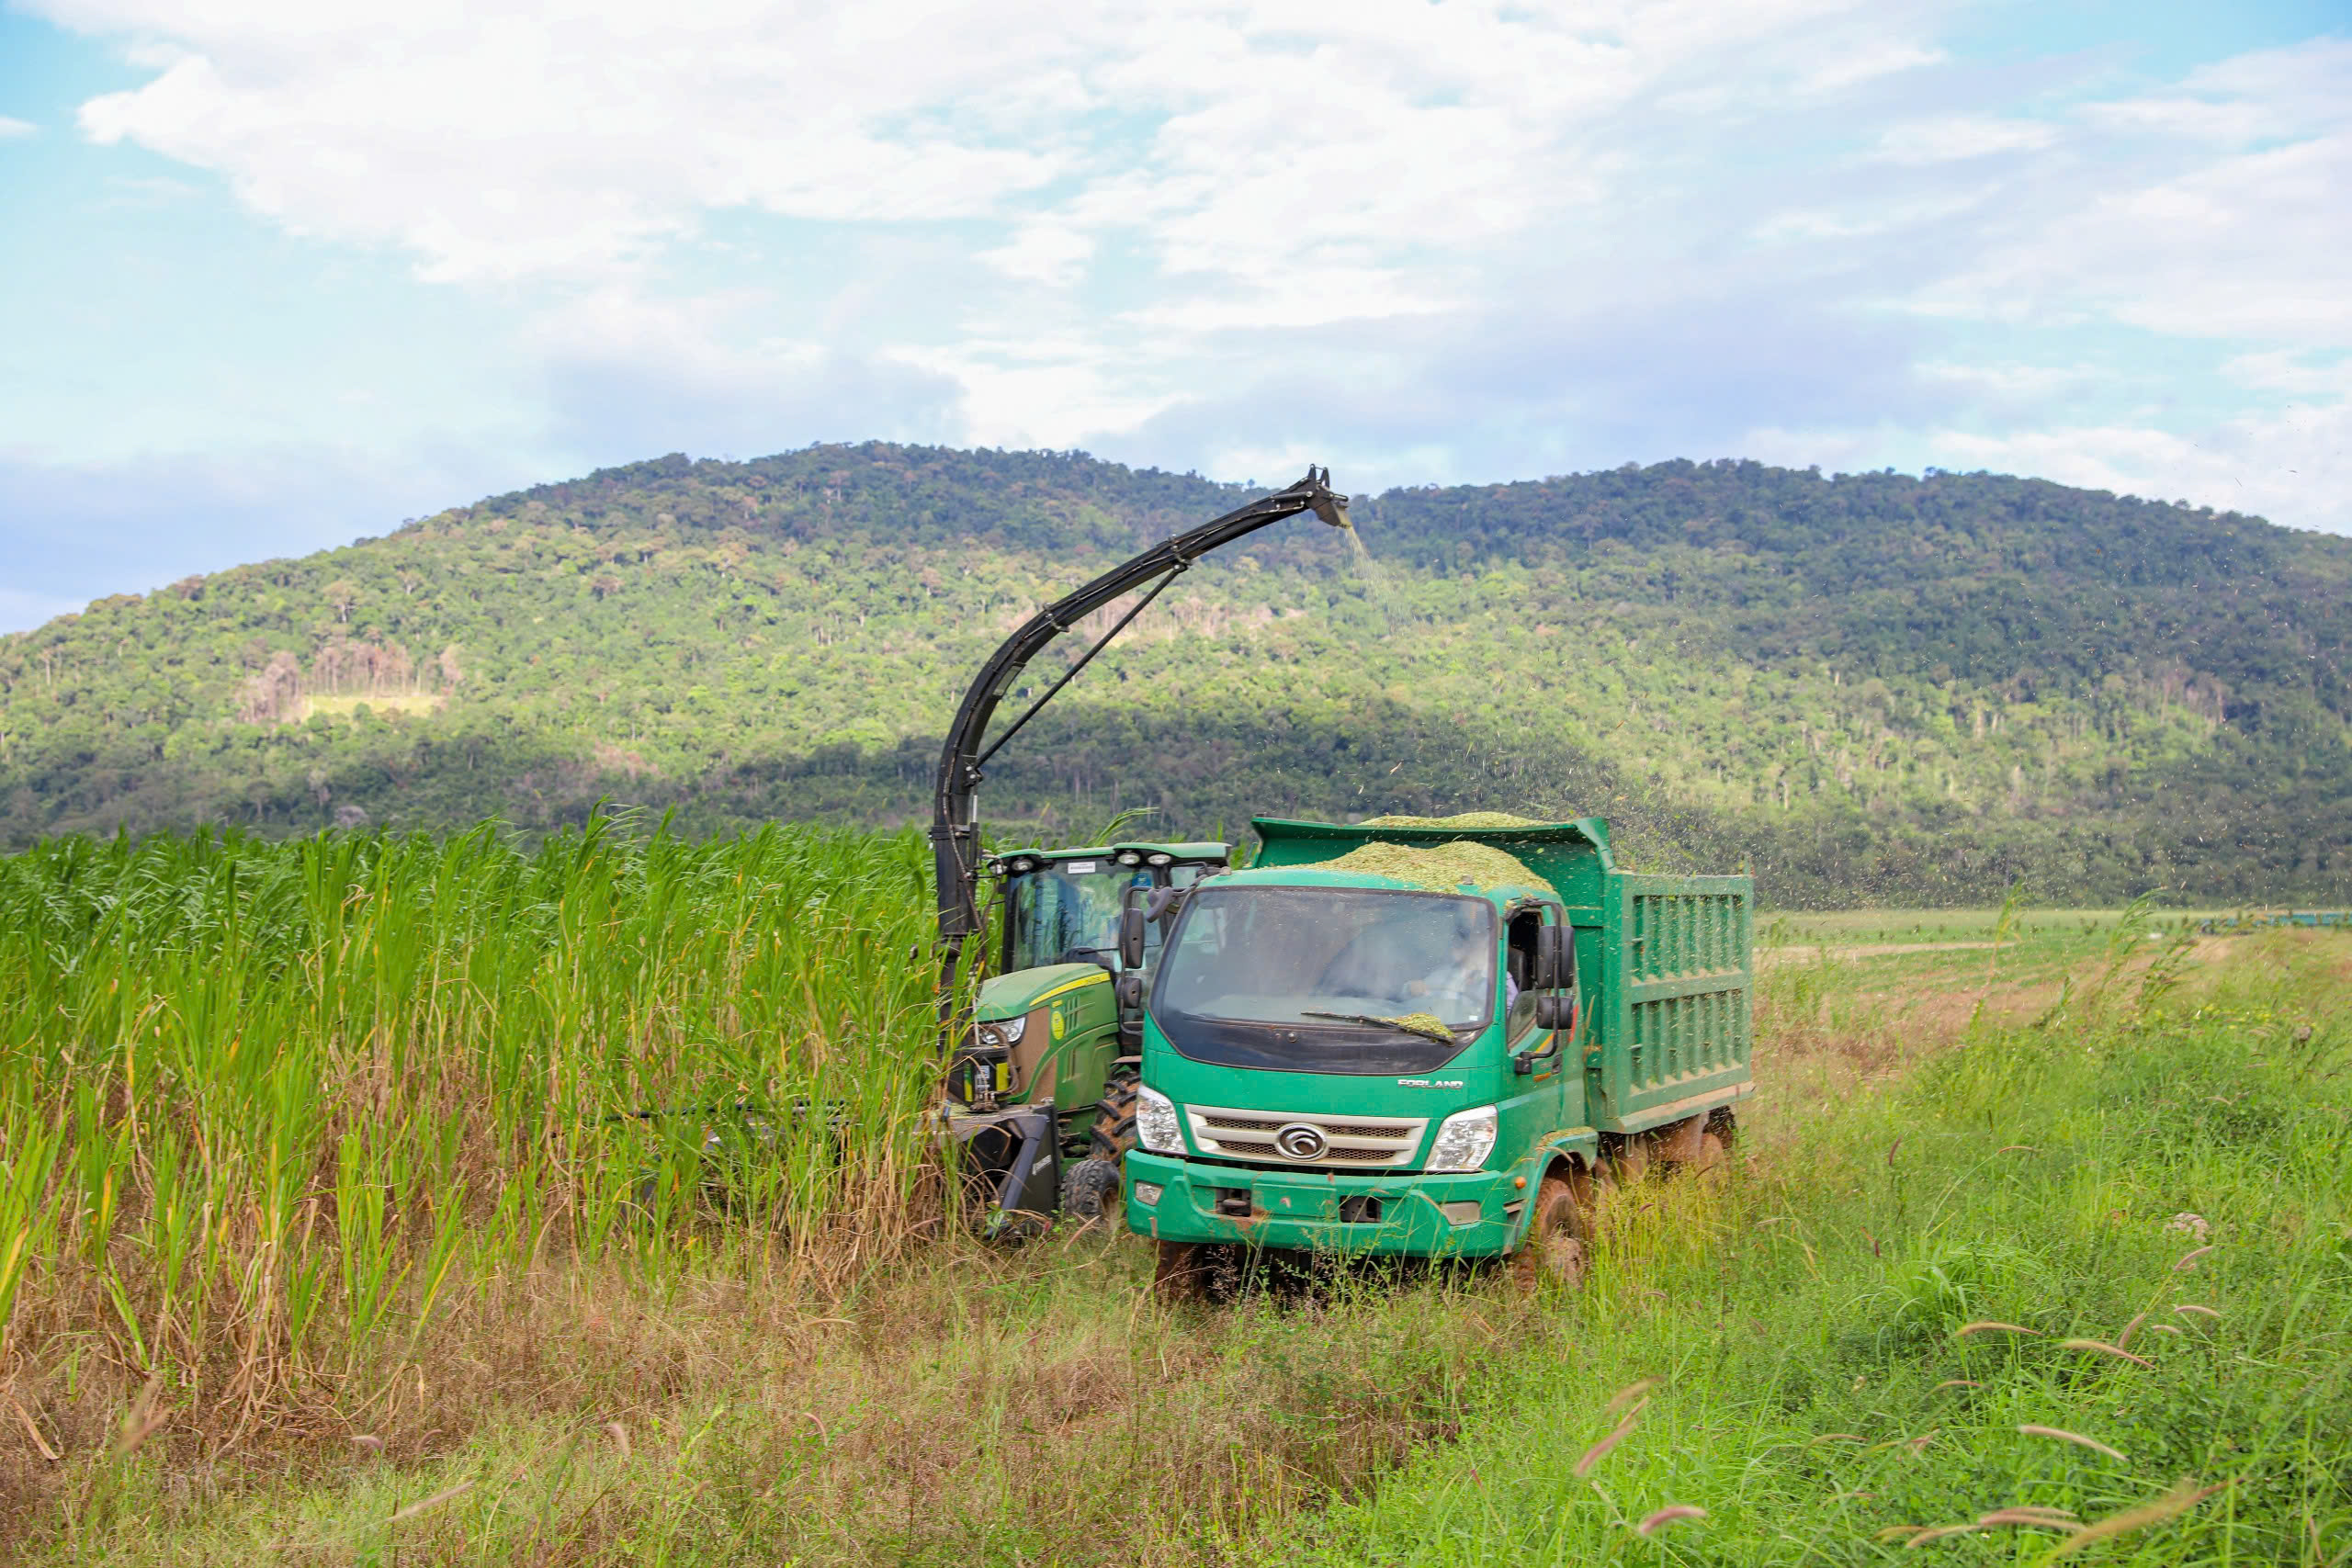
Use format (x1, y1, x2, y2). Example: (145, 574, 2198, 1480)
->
(1510, 1171, 1590, 1292)
(1154, 1239, 1211, 1303)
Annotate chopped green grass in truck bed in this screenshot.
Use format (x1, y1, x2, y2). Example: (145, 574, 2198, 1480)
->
(1309, 840, 1558, 897)
(1355, 811, 1554, 829)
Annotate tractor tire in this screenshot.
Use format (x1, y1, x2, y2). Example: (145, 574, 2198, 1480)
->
(1154, 1239, 1211, 1304)
(1062, 1156, 1125, 1222)
(1063, 1066, 1142, 1223)
(1091, 1066, 1141, 1161)
(1510, 1173, 1590, 1292)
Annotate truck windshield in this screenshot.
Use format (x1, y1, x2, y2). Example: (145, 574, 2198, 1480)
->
(1004, 860, 1155, 971)
(1151, 886, 1495, 1074)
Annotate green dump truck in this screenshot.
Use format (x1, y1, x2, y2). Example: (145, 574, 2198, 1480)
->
(1121, 814, 1753, 1297)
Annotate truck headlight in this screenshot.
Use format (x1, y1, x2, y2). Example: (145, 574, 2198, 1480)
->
(976, 1014, 1026, 1047)
(1135, 1086, 1184, 1154)
(1424, 1105, 1498, 1172)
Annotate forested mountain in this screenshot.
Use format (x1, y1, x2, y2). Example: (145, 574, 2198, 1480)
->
(5, 444, 2348, 905)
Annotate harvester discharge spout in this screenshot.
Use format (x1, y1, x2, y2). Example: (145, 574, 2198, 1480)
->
(927, 465, 1348, 1234)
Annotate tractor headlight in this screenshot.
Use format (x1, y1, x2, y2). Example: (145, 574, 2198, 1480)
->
(1147, 852, 1172, 866)
(1116, 850, 1143, 866)
(976, 1014, 1026, 1047)
(1424, 1105, 1498, 1172)
(1135, 1086, 1184, 1155)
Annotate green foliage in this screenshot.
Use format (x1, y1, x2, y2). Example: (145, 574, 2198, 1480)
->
(1291, 939, 2352, 1566)
(5, 444, 2349, 905)
(0, 817, 941, 1404)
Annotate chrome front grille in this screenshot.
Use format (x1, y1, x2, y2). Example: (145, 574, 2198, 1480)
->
(1184, 1104, 1429, 1169)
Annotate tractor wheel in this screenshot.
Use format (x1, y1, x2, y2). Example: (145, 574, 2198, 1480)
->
(1510, 1172, 1589, 1292)
(1062, 1156, 1125, 1222)
(1091, 1066, 1141, 1161)
(1154, 1239, 1211, 1304)
(1066, 1066, 1142, 1224)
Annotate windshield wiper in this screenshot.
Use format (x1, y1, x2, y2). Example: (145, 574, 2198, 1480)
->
(1299, 1010, 1457, 1043)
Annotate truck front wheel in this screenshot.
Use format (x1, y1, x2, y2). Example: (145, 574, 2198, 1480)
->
(1510, 1173, 1589, 1292)
(1154, 1239, 1211, 1303)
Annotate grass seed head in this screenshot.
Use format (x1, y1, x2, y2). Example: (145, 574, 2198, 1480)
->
(1604, 1377, 1662, 1416)
(2018, 1424, 2129, 1463)
(1635, 1505, 1706, 1537)
(1956, 1320, 2041, 1338)
(2043, 1477, 2233, 1560)
(388, 1479, 474, 1524)
(1574, 1405, 1645, 1478)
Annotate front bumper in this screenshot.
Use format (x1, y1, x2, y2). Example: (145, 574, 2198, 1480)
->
(1124, 1149, 1536, 1258)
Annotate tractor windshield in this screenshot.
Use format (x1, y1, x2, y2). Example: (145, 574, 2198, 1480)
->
(1150, 886, 1495, 1074)
(1004, 859, 1156, 972)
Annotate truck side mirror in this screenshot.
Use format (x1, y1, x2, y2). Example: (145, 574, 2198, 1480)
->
(1533, 993, 1575, 1032)
(1118, 902, 1148, 970)
(1533, 924, 1575, 990)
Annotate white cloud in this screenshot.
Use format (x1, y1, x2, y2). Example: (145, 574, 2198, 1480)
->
(1923, 43, 2352, 348)
(1797, 41, 1943, 96)
(38, 0, 1864, 297)
(1931, 398, 2352, 534)
(18, 2, 2352, 540)
(0, 115, 38, 138)
(1872, 114, 2059, 163)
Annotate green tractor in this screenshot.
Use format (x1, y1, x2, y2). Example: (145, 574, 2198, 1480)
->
(945, 841, 1228, 1227)
(930, 468, 1354, 1234)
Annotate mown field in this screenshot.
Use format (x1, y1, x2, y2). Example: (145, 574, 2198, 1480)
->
(1, 824, 2346, 1564)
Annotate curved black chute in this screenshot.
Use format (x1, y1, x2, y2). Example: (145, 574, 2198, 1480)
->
(929, 466, 1351, 1030)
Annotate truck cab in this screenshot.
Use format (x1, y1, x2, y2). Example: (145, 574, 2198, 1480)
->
(1122, 816, 1753, 1294)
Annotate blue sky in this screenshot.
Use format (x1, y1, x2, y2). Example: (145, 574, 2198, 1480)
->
(2, 0, 2346, 632)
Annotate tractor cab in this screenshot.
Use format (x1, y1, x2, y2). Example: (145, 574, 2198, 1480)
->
(994, 841, 1228, 976)
(944, 840, 1228, 1228)
(955, 841, 1227, 1115)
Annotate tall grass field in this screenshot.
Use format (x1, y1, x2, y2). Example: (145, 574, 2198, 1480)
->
(0, 822, 2346, 1564)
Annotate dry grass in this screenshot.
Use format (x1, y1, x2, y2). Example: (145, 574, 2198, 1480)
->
(12, 1231, 1527, 1563)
